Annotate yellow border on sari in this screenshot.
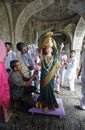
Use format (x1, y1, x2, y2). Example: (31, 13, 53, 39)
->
(41, 61, 60, 88)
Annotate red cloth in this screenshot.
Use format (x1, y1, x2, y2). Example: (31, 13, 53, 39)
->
(0, 40, 10, 109)
(0, 62, 10, 109)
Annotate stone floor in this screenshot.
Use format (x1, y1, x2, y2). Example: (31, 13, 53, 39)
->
(0, 79, 85, 130)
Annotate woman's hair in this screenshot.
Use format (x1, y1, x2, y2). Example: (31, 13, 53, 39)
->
(16, 42, 25, 51)
(10, 60, 19, 70)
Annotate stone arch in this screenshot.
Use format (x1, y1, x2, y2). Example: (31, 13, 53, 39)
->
(62, 30, 71, 49)
(15, 0, 85, 46)
(63, 0, 85, 20)
(0, 1, 11, 41)
(3, 0, 14, 44)
(62, 31, 72, 44)
(54, 31, 72, 54)
(73, 17, 85, 66)
(15, 0, 54, 44)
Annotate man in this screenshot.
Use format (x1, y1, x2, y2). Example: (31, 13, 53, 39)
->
(66, 50, 77, 91)
(9, 60, 37, 109)
(16, 42, 41, 93)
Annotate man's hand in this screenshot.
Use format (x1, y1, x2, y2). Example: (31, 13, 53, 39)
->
(32, 70, 38, 80)
(28, 66, 33, 70)
(33, 70, 38, 75)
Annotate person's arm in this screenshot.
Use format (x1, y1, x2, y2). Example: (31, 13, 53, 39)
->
(22, 52, 34, 70)
(12, 51, 16, 60)
(22, 53, 30, 67)
(10, 71, 37, 87)
(22, 70, 38, 87)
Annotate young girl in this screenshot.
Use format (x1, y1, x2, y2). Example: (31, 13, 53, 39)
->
(0, 40, 12, 123)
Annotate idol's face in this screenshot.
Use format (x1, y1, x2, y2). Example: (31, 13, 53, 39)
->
(46, 46, 52, 54)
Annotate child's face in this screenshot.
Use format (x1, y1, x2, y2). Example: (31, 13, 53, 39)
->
(15, 62, 22, 71)
(21, 45, 28, 53)
(46, 46, 52, 54)
(70, 52, 75, 57)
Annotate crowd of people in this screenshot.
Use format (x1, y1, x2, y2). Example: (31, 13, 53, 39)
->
(0, 31, 84, 123)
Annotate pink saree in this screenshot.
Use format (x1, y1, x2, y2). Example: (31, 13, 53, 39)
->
(0, 40, 10, 109)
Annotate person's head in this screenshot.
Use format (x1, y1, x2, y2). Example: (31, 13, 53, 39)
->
(45, 46, 53, 55)
(5, 42, 12, 52)
(10, 60, 22, 71)
(70, 50, 76, 57)
(42, 32, 58, 56)
(16, 42, 28, 53)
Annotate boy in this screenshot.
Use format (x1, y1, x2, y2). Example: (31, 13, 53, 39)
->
(5, 42, 16, 74)
(16, 42, 41, 93)
(9, 60, 38, 109)
(66, 50, 77, 91)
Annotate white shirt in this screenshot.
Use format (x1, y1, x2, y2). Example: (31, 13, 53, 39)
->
(67, 56, 77, 79)
(21, 44, 39, 68)
(5, 50, 16, 69)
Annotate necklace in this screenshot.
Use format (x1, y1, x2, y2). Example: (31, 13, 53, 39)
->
(42, 55, 53, 71)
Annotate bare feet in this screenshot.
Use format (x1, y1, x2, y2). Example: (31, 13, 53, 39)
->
(4, 111, 13, 123)
(75, 105, 85, 111)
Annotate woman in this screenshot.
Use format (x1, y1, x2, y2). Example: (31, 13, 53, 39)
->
(36, 32, 60, 112)
(0, 40, 12, 122)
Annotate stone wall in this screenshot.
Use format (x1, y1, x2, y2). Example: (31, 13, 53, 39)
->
(0, 1, 10, 42)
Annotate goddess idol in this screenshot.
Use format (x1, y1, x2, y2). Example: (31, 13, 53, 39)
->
(36, 32, 60, 112)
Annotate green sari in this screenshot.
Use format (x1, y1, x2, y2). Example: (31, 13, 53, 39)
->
(36, 55, 60, 111)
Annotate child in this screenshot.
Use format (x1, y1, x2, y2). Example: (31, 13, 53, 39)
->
(9, 60, 38, 109)
(66, 50, 77, 91)
(0, 40, 12, 123)
(5, 42, 16, 74)
(16, 42, 41, 93)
